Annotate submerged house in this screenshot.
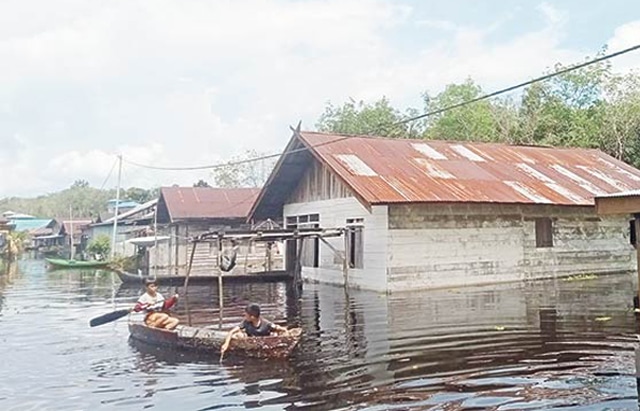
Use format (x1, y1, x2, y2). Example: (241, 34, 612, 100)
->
(153, 186, 272, 274)
(250, 130, 640, 292)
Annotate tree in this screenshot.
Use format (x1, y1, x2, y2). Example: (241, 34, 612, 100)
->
(193, 179, 211, 188)
(211, 150, 276, 188)
(422, 79, 518, 143)
(316, 97, 424, 138)
(71, 179, 90, 189)
(86, 235, 110, 260)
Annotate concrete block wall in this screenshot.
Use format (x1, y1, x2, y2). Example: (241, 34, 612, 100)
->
(387, 203, 635, 291)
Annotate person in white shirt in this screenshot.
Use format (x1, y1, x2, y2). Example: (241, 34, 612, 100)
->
(133, 278, 179, 330)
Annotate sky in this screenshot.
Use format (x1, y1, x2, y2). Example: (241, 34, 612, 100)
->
(1, 0, 639, 198)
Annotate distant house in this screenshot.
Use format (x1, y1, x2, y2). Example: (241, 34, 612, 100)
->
(153, 186, 264, 274)
(250, 130, 640, 292)
(107, 199, 141, 215)
(86, 199, 157, 255)
(5, 215, 61, 250)
(59, 219, 93, 255)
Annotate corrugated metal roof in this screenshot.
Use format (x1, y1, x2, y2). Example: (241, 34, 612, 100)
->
(297, 131, 640, 206)
(11, 219, 55, 233)
(161, 187, 260, 221)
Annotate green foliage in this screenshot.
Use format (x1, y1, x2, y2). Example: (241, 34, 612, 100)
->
(3, 231, 28, 260)
(316, 97, 424, 138)
(193, 179, 211, 187)
(315, 50, 640, 169)
(86, 235, 111, 259)
(211, 149, 276, 188)
(0, 182, 159, 219)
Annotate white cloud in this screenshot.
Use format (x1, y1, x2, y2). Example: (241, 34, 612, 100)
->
(607, 20, 640, 73)
(0, 0, 637, 198)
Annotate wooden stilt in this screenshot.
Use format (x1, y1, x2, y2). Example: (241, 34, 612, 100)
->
(217, 236, 224, 330)
(182, 240, 197, 292)
(343, 229, 350, 288)
(294, 238, 304, 291)
(635, 215, 640, 308)
(266, 242, 272, 272)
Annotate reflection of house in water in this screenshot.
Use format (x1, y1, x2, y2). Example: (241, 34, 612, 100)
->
(251, 129, 640, 292)
(288, 275, 637, 409)
(152, 186, 283, 275)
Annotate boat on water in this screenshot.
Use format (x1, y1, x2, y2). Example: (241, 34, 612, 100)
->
(115, 269, 292, 285)
(46, 258, 110, 269)
(128, 320, 303, 359)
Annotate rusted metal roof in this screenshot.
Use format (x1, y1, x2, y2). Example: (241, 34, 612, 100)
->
(160, 187, 260, 222)
(297, 131, 640, 206)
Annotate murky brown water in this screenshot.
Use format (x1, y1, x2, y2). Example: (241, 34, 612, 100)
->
(1, 259, 639, 410)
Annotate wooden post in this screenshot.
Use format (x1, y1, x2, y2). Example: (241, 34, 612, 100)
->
(343, 228, 350, 288)
(635, 215, 640, 308)
(217, 235, 224, 330)
(182, 240, 197, 293)
(294, 238, 304, 291)
(266, 242, 272, 272)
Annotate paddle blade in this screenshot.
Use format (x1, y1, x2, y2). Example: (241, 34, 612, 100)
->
(89, 309, 130, 327)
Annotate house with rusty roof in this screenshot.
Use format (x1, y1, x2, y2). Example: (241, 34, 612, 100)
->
(153, 186, 273, 274)
(250, 129, 640, 292)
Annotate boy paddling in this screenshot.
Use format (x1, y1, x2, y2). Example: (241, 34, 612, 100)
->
(220, 303, 287, 355)
(133, 278, 180, 330)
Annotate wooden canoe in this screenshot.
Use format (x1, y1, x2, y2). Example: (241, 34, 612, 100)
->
(116, 269, 292, 285)
(46, 258, 110, 269)
(128, 321, 303, 359)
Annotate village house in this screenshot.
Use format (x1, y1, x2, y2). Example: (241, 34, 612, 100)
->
(249, 130, 640, 293)
(58, 219, 93, 256)
(86, 199, 157, 256)
(152, 186, 278, 275)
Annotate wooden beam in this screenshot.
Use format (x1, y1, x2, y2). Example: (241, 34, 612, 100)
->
(595, 196, 640, 215)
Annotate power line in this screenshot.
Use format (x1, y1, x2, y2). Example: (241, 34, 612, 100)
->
(391, 43, 640, 126)
(123, 43, 640, 171)
(122, 136, 352, 171)
(99, 158, 118, 190)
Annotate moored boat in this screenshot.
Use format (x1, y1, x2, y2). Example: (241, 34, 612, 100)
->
(46, 258, 110, 269)
(128, 320, 302, 359)
(115, 269, 291, 285)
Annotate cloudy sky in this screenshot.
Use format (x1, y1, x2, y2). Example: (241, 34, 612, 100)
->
(1, 0, 639, 197)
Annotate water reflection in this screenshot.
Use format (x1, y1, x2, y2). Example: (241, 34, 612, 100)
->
(0, 261, 639, 410)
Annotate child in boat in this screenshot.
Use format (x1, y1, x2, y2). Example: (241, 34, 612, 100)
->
(220, 303, 287, 355)
(133, 278, 180, 330)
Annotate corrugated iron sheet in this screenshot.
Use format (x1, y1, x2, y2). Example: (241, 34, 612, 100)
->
(299, 131, 640, 206)
(161, 187, 260, 221)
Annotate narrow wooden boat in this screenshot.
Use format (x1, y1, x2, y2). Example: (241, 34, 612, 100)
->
(46, 258, 110, 269)
(128, 320, 303, 359)
(116, 269, 291, 285)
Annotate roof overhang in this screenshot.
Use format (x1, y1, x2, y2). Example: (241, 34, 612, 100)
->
(595, 191, 640, 215)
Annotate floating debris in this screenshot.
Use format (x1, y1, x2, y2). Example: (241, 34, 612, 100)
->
(594, 316, 612, 322)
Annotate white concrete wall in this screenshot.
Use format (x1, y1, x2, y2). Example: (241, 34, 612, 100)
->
(284, 198, 389, 292)
(387, 204, 635, 292)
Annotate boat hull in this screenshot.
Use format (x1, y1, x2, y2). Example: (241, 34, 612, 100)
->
(128, 321, 302, 359)
(46, 258, 110, 269)
(116, 270, 291, 285)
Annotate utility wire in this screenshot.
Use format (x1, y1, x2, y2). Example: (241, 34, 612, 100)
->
(99, 158, 118, 190)
(392, 43, 640, 126)
(123, 43, 640, 171)
(122, 136, 352, 171)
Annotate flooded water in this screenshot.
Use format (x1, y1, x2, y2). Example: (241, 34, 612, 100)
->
(1, 259, 640, 410)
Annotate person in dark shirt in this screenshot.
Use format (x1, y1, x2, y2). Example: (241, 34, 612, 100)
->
(221, 303, 287, 355)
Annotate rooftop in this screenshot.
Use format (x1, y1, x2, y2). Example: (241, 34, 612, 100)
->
(159, 187, 260, 223)
(251, 130, 640, 219)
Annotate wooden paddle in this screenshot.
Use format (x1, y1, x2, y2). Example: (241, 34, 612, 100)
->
(89, 308, 131, 327)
